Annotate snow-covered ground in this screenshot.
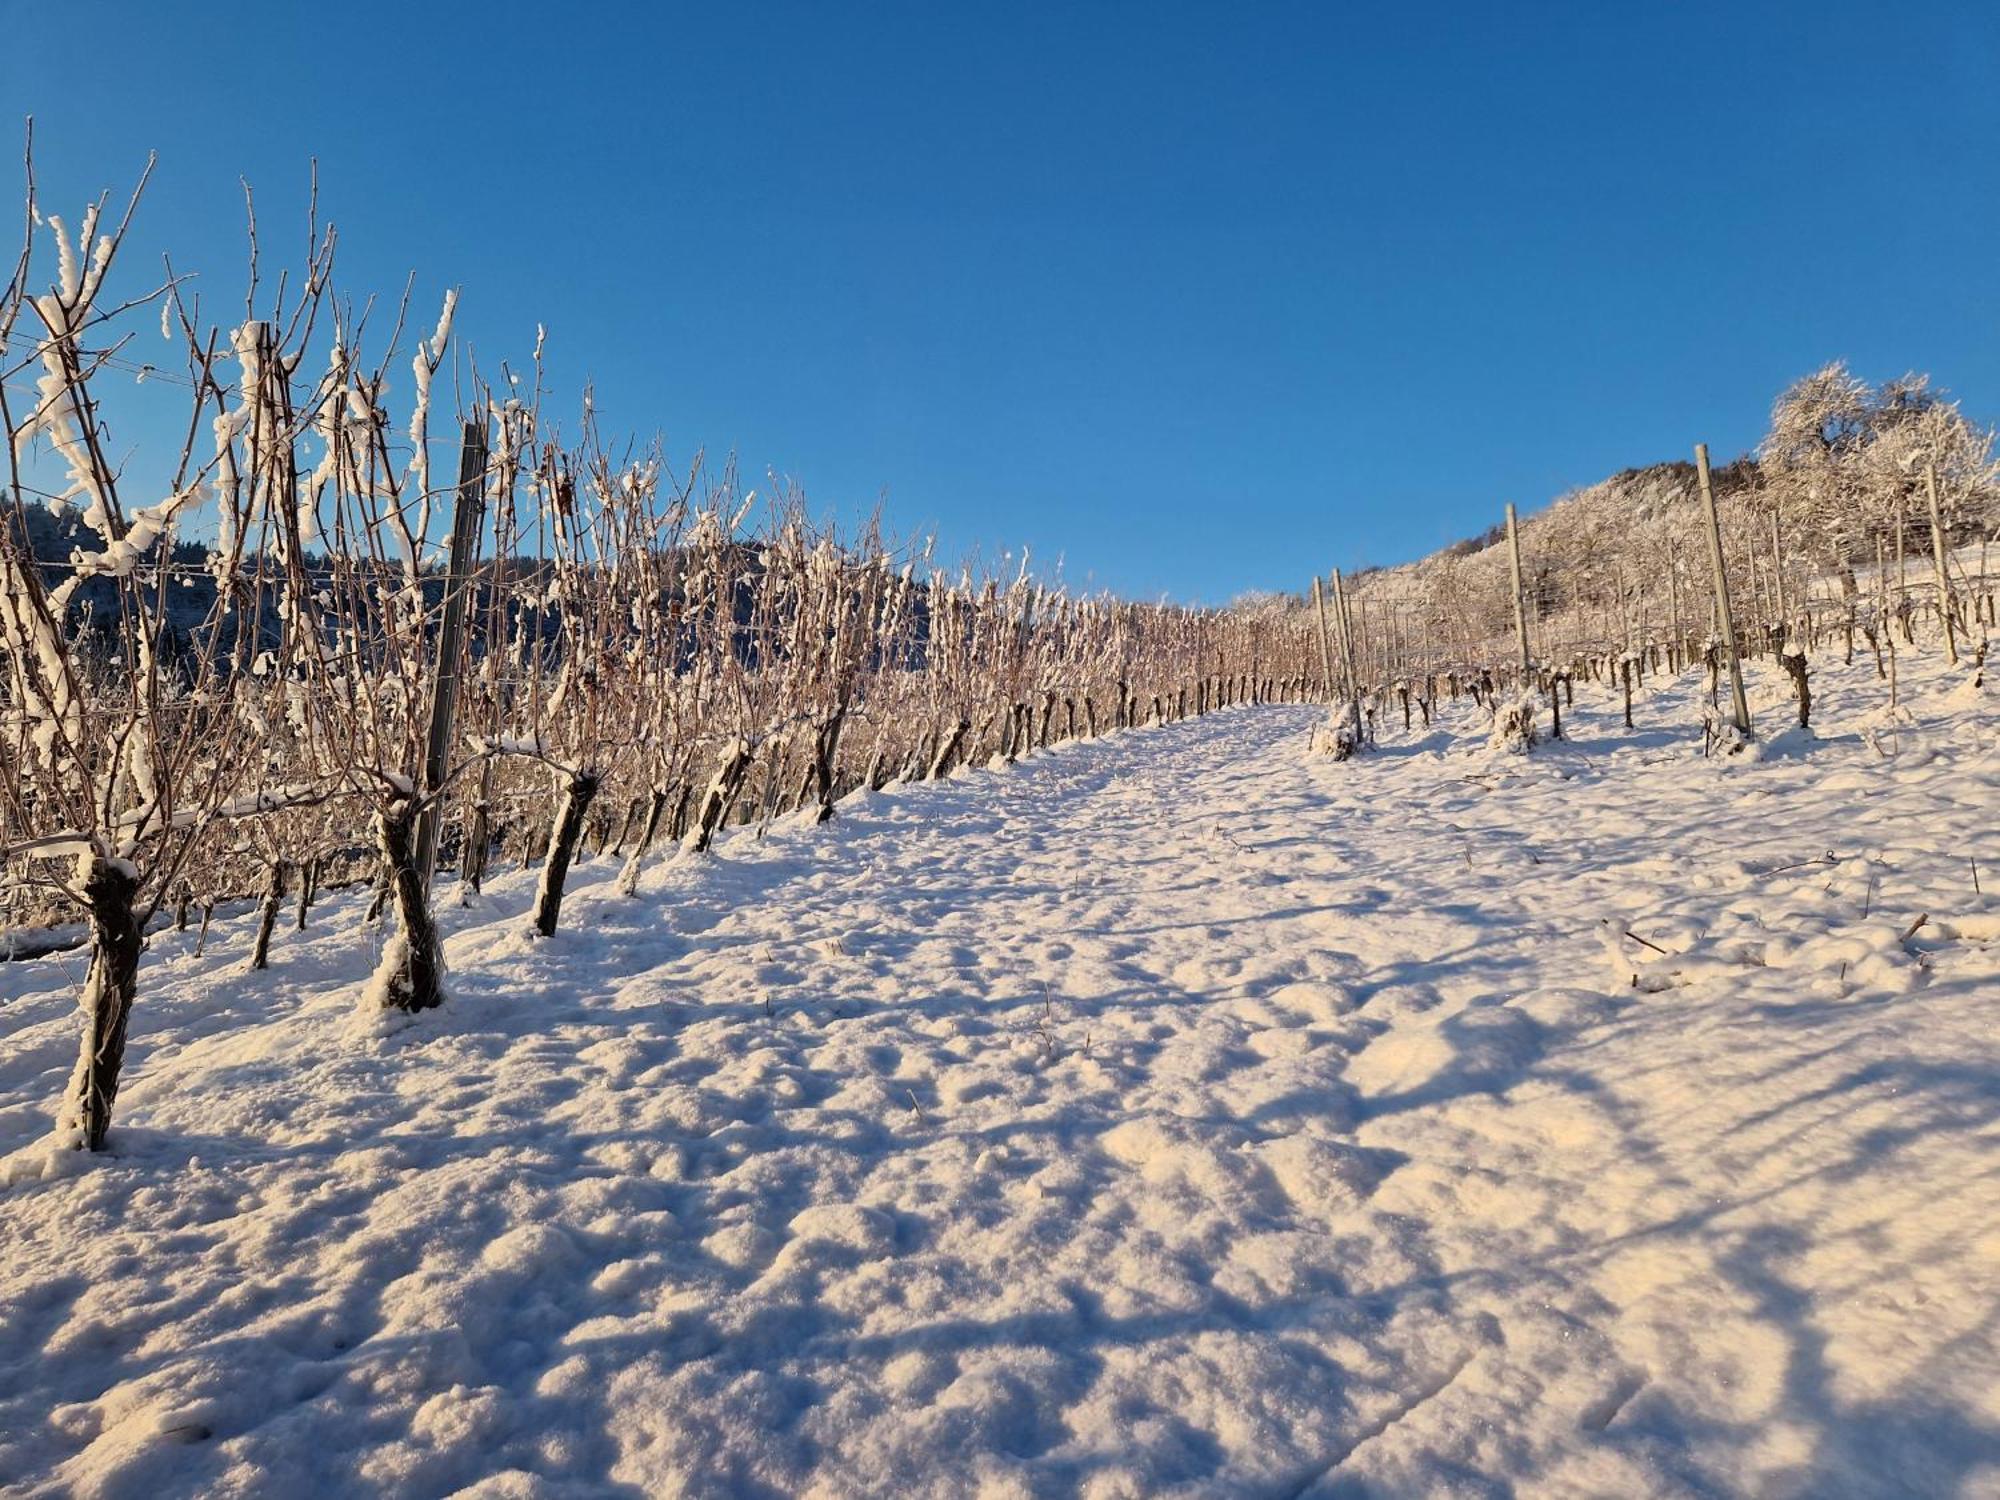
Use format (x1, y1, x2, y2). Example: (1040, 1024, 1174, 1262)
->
(2, 651, 1997, 1498)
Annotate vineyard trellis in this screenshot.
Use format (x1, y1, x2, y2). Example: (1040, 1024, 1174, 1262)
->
(1295, 371, 1997, 757)
(0, 157, 1318, 1150)
(3, 152, 1997, 1157)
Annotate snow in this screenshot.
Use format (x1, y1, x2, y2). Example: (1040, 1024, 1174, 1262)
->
(2, 652, 1998, 1496)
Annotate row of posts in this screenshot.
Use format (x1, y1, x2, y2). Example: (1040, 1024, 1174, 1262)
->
(1505, 444, 1754, 736)
(1317, 440, 1967, 745)
(1310, 568, 1361, 734)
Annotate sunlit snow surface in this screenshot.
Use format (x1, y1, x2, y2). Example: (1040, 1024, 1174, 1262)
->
(2, 652, 1997, 1497)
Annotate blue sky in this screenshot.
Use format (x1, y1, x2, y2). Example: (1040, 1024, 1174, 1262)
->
(7, 1, 1998, 601)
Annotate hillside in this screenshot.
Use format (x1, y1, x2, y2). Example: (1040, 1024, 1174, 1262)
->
(3, 647, 1995, 1497)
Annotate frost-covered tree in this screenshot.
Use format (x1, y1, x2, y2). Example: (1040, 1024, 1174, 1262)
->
(1760, 362, 1997, 584)
(1758, 361, 1874, 576)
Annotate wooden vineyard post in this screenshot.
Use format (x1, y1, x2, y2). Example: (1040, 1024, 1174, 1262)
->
(1505, 502, 1532, 684)
(1896, 494, 1911, 642)
(1770, 509, 1787, 639)
(1668, 558, 1682, 670)
(1615, 561, 1631, 660)
(1331, 568, 1354, 696)
(1311, 575, 1337, 700)
(416, 416, 492, 889)
(1696, 443, 1753, 738)
(1331, 567, 1364, 745)
(1925, 462, 1958, 665)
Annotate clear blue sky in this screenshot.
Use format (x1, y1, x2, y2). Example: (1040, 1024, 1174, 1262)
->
(8, 1, 1997, 601)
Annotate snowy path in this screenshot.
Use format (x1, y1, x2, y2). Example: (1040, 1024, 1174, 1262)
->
(2, 656, 1998, 1497)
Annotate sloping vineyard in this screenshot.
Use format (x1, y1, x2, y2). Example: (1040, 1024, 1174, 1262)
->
(1290, 363, 1998, 755)
(0, 166, 1315, 1150)
(6, 159, 1997, 1169)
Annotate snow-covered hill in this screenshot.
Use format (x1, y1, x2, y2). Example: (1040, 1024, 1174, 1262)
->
(2, 652, 1996, 1497)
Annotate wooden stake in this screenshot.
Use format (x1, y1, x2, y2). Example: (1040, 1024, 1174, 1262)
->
(1668, 559, 1682, 668)
(416, 416, 491, 889)
(1696, 444, 1753, 737)
(1896, 494, 1911, 642)
(1770, 509, 1787, 634)
(1331, 568, 1356, 697)
(1925, 462, 1958, 665)
(1505, 502, 1532, 681)
(1330, 567, 1363, 736)
(1311, 576, 1337, 701)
